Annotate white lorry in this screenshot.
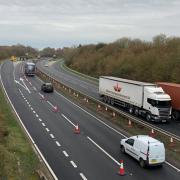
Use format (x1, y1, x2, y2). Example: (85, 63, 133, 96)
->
(99, 76, 171, 122)
(120, 135, 165, 167)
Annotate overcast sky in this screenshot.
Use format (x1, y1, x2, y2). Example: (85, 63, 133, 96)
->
(0, 0, 180, 49)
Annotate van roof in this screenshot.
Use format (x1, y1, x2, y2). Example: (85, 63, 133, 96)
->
(132, 135, 161, 144)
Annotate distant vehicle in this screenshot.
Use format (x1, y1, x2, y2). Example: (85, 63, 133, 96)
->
(24, 62, 36, 76)
(10, 56, 16, 62)
(120, 135, 165, 167)
(44, 64, 48, 67)
(157, 82, 180, 120)
(99, 76, 171, 123)
(41, 83, 54, 93)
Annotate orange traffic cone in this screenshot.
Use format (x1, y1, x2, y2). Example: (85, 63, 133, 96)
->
(118, 160, 125, 176)
(52, 106, 59, 112)
(169, 137, 175, 147)
(128, 120, 132, 128)
(74, 124, 80, 134)
(149, 129, 155, 137)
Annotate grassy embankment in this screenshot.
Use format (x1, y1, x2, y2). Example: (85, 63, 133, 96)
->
(0, 86, 39, 179)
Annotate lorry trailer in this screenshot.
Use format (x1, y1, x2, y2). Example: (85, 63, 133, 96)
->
(157, 82, 180, 120)
(24, 62, 36, 76)
(99, 76, 171, 122)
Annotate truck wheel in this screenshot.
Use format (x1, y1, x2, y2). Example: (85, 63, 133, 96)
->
(139, 158, 146, 168)
(121, 146, 125, 154)
(103, 96, 107, 103)
(129, 107, 134, 114)
(134, 108, 139, 116)
(107, 97, 111, 104)
(172, 111, 180, 121)
(146, 113, 151, 121)
(110, 98, 114, 106)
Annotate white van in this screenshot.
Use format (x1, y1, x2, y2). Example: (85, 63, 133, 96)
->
(120, 135, 165, 167)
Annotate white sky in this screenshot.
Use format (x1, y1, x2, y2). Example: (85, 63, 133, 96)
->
(0, 0, 180, 48)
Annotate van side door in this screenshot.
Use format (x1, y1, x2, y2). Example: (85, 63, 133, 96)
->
(125, 138, 136, 158)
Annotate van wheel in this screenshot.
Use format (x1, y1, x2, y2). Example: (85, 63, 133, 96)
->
(139, 158, 146, 168)
(146, 113, 151, 121)
(121, 146, 125, 154)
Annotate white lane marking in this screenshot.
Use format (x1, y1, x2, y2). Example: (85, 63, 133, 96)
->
(31, 107, 33, 110)
(42, 123, 45, 127)
(165, 161, 180, 172)
(47, 101, 55, 108)
(56, 141, 61, 147)
(20, 77, 31, 94)
(33, 111, 36, 114)
(87, 136, 120, 166)
(36, 114, 39, 118)
(39, 118, 42, 122)
(61, 114, 76, 127)
(50, 134, 55, 139)
(27, 102, 29, 105)
(28, 104, 31, 107)
(63, 151, 69, 157)
(80, 173, 87, 180)
(70, 161, 77, 168)
(46, 128, 50, 132)
(55, 91, 127, 138)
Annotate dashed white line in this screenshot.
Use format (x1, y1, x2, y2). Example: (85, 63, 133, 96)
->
(50, 134, 55, 139)
(36, 114, 39, 118)
(33, 111, 36, 114)
(42, 123, 45, 127)
(56, 141, 61, 147)
(39, 118, 42, 122)
(46, 128, 50, 132)
(80, 173, 87, 180)
(27, 102, 29, 105)
(61, 114, 76, 127)
(31, 107, 33, 110)
(87, 136, 120, 166)
(63, 151, 69, 157)
(70, 161, 77, 168)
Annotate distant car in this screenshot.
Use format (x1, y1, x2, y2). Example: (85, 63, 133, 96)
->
(120, 135, 165, 168)
(44, 64, 48, 67)
(41, 83, 54, 92)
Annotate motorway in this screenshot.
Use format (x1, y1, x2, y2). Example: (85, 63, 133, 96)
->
(1, 60, 180, 180)
(36, 60, 180, 137)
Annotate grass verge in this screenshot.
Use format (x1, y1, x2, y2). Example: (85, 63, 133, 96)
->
(0, 86, 40, 179)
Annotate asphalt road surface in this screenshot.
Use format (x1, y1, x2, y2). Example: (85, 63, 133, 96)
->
(1, 60, 180, 180)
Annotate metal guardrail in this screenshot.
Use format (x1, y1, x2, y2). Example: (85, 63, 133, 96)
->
(36, 68, 180, 142)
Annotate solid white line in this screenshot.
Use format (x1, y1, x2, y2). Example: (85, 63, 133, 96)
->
(39, 118, 42, 122)
(87, 136, 120, 166)
(61, 114, 76, 127)
(46, 128, 50, 132)
(70, 161, 77, 168)
(63, 151, 69, 157)
(0, 65, 58, 180)
(47, 101, 54, 108)
(165, 161, 180, 172)
(56, 141, 61, 147)
(80, 173, 87, 180)
(36, 114, 39, 118)
(50, 134, 55, 139)
(42, 123, 45, 127)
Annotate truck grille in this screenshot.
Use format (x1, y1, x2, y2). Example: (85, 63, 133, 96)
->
(158, 108, 170, 117)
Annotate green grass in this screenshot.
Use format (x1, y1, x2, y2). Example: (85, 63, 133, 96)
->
(0, 87, 39, 179)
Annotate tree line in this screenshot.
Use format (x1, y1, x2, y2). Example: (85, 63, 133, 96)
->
(63, 34, 180, 83)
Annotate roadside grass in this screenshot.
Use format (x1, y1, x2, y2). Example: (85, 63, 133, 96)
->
(37, 69, 180, 169)
(0, 87, 39, 179)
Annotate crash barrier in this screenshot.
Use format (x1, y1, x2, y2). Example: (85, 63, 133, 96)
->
(36, 68, 180, 160)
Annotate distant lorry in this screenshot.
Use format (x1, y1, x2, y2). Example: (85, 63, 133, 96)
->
(24, 62, 36, 76)
(157, 82, 180, 120)
(99, 76, 171, 122)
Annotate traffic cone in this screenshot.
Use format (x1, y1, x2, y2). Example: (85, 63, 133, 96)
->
(128, 120, 132, 128)
(74, 124, 80, 134)
(118, 160, 125, 176)
(169, 137, 175, 147)
(149, 129, 155, 137)
(52, 106, 59, 112)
